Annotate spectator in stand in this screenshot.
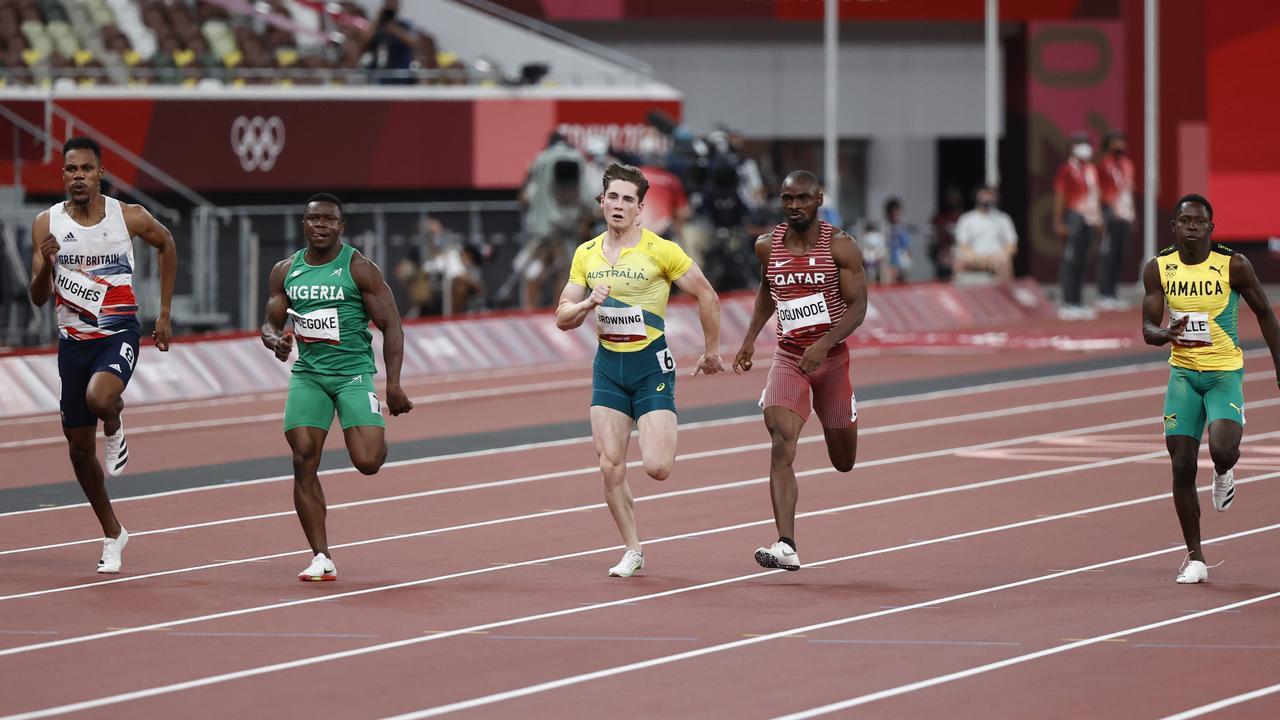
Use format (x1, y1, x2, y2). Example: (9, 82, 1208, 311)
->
(1053, 132, 1103, 320)
(882, 197, 912, 285)
(1096, 130, 1136, 310)
(360, 0, 416, 84)
(929, 186, 964, 282)
(512, 132, 598, 308)
(954, 185, 1017, 282)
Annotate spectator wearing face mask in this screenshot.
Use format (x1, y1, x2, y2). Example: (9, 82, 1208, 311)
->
(1053, 132, 1103, 320)
(1096, 130, 1136, 310)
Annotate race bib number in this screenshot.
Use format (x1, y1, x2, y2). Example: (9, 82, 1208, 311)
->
(54, 268, 107, 319)
(288, 307, 341, 344)
(656, 347, 675, 373)
(595, 304, 647, 343)
(776, 293, 831, 334)
(1171, 310, 1211, 347)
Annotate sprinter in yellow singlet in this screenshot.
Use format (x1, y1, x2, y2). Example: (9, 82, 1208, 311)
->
(556, 162, 723, 578)
(1142, 193, 1280, 584)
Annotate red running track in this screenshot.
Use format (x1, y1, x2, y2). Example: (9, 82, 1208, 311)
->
(1, 309, 1279, 719)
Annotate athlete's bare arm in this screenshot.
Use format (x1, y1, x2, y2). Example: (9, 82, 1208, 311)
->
(556, 281, 609, 331)
(122, 204, 177, 350)
(352, 252, 413, 416)
(27, 210, 56, 307)
(672, 261, 723, 376)
(732, 234, 775, 374)
(798, 231, 867, 373)
(1230, 253, 1280, 382)
(261, 258, 294, 362)
(1141, 258, 1186, 346)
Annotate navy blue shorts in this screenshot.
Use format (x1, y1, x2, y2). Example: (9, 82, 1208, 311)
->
(57, 331, 140, 428)
(591, 335, 677, 419)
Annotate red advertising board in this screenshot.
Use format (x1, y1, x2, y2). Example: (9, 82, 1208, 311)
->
(0, 93, 682, 194)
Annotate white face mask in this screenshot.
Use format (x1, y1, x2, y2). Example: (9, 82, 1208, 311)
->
(1072, 143, 1093, 162)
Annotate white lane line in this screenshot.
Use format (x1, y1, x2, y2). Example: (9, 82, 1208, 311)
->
(1159, 682, 1280, 720)
(11, 372, 1255, 555)
(16, 513, 1272, 720)
(0, 353, 1185, 512)
(384, 522, 1280, 720)
(1, 462, 1275, 712)
(776, 597, 1280, 719)
(7, 415, 1248, 599)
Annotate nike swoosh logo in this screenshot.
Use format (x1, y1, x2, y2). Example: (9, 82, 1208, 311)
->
(772, 259, 793, 268)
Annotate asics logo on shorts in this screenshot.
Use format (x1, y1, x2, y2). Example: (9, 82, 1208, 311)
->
(656, 383, 665, 392)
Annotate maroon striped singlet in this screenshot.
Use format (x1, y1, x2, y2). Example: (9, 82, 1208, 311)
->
(767, 221, 847, 353)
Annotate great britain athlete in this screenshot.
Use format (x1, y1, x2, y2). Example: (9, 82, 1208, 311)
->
(261, 193, 413, 581)
(1142, 193, 1280, 584)
(557, 162, 723, 578)
(27, 136, 177, 575)
(733, 170, 868, 571)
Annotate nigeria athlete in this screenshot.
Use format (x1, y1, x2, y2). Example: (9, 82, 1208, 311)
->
(733, 170, 868, 571)
(556, 162, 723, 578)
(28, 136, 177, 574)
(1142, 193, 1280, 583)
(261, 193, 413, 581)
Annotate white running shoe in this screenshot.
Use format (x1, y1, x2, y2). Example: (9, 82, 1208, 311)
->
(298, 552, 337, 582)
(754, 540, 800, 571)
(607, 548, 644, 578)
(1212, 468, 1235, 512)
(97, 527, 129, 574)
(104, 422, 129, 478)
(1176, 558, 1209, 584)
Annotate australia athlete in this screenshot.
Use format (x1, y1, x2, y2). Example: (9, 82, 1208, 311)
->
(733, 170, 868, 571)
(261, 193, 413, 582)
(556, 162, 723, 578)
(1142, 193, 1280, 584)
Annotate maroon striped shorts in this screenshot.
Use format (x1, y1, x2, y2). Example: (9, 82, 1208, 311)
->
(759, 342, 856, 428)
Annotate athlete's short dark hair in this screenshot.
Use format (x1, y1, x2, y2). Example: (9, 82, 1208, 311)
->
(1174, 193, 1213, 221)
(601, 163, 649, 202)
(783, 170, 820, 190)
(305, 192, 343, 218)
(62, 136, 101, 161)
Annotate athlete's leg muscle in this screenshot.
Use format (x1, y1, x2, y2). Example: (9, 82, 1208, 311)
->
(343, 425, 388, 475)
(287, 426, 331, 557)
(823, 422, 858, 473)
(764, 405, 805, 540)
(637, 409, 677, 481)
(1166, 435, 1204, 562)
(1206, 419, 1242, 474)
(592, 406, 640, 549)
(85, 371, 125, 436)
(63, 425, 120, 538)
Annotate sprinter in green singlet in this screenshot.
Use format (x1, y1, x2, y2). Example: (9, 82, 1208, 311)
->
(261, 193, 413, 582)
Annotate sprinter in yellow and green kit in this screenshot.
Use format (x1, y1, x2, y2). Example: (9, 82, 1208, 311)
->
(1142, 193, 1280, 584)
(261, 193, 413, 582)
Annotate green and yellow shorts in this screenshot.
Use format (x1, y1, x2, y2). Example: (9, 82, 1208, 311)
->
(1162, 366, 1245, 438)
(591, 335, 677, 419)
(284, 370, 386, 432)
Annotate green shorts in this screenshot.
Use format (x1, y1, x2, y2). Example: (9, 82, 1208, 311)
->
(1163, 366, 1245, 438)
(591, 335, 677, 419)
(284, 370, 386, 432)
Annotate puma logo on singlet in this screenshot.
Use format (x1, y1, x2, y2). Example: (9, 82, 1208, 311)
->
(1209, 266, 1221, 275)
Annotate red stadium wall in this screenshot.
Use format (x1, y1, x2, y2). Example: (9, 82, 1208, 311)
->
(1205, 1, 1280, 240)
(0, 95, 681, 194)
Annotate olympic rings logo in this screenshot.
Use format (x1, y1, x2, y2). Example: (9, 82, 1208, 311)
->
(230, 115, 286, 172)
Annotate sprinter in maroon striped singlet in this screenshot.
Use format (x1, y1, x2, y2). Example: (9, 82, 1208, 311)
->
(733, 171, 868, 571)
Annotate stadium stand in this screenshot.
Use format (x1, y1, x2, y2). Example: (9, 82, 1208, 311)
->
(0, 0, 468, 86)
